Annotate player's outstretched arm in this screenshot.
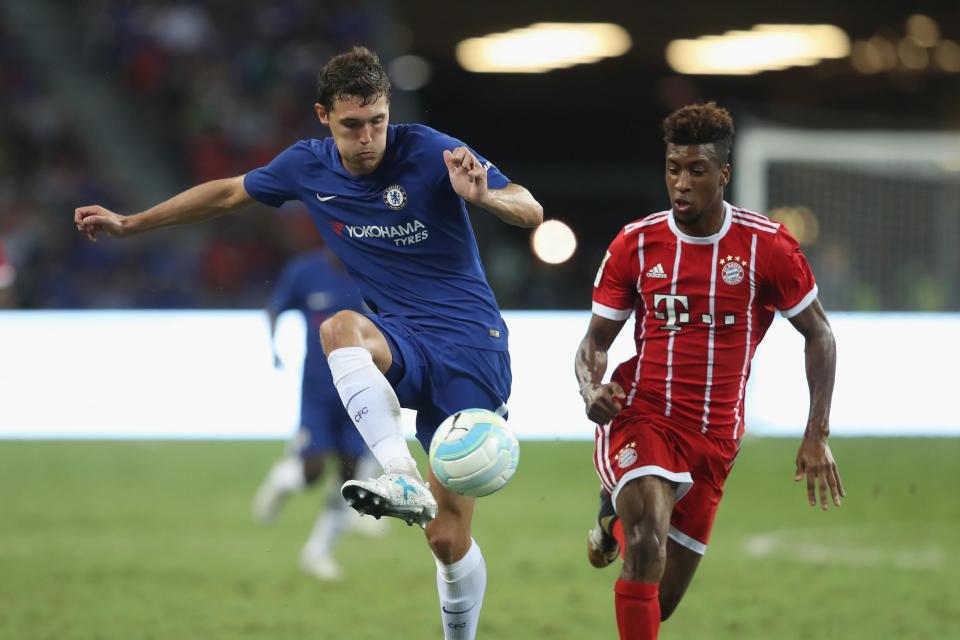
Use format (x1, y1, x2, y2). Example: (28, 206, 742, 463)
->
(575, 314, 627, 425)
(788, 299, 844, 510)
(74, 176, 254, 241)
(443, 147, 543, 227)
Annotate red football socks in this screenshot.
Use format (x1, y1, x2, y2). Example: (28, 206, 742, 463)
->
(614, 579, 660, 640)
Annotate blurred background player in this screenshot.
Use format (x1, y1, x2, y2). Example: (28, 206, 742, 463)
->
(0, 240, 17, 309)
(252, 246, 387, 581)
(576, 102, 843, 640)
(74, 46, 543, 640)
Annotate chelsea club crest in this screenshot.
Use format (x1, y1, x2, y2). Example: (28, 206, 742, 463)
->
(383, 184, 408, 210)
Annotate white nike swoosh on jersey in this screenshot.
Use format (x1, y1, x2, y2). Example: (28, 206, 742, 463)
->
(316, 194, 338, 202)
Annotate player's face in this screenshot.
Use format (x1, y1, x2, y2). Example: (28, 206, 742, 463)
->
(315, 95, 390, 175)
(665, 143, 731, 227)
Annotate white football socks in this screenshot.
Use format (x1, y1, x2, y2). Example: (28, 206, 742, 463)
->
(435, 539, 486, 640)
(267, 456, 306, 493)
(327, 347, 418, 476)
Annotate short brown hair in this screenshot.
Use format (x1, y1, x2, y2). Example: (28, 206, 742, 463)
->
(662, 101, 735, 164)
(316, 46, 391, 111)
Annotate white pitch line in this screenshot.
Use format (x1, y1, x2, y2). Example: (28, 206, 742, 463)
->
(743, 530, 946, 571)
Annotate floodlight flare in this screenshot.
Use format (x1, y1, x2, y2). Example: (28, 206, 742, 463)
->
(457, 23, 631, 73)
(531, 220, 577, 265)
(666, 24, 850, 75)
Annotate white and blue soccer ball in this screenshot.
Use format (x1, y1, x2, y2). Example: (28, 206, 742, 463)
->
(429, 408, 520, 498)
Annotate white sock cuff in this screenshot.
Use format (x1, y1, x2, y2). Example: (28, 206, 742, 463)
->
(435, 538, 483, 582)
(327, 347, 375, 383)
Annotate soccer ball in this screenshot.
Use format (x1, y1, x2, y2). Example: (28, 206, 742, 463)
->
(428, 408, 520, 498)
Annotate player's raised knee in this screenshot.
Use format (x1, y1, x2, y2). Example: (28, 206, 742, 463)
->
(621, 522, 668, 580)
(623, 522, 667, 561)
(424, 521, 470, 564)
(319, 310, 366, 353)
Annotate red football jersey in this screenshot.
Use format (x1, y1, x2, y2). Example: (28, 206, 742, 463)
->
(592, 203, 817, 440)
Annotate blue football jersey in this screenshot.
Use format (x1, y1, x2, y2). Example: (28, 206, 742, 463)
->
(244, 124, 510, 351)
(269, 250, 366, 376)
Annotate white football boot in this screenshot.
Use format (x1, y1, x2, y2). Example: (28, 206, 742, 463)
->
(586, 488, 620, 568)
(341, 472, 438, 528)
(299, 551, 343, 581)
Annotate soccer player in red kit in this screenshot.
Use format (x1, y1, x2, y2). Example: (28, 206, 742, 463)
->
(575, 102, 844, 640)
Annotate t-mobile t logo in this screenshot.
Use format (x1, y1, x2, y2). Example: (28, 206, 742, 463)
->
(653, 294, 690, 331)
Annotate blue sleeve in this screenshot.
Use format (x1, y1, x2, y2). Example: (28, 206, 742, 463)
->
(268, 260, 301, 313)
(479, 155, 509, 188)
(420, 126, 511, 190)
(465, 143, 509, 190)
(243, 142, 309, 208)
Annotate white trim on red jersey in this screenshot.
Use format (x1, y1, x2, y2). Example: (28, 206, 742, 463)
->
(780, 284, 819, 318)
(731, 206, 780, 226)
(699, 242, 720, 433)
(594, 422, 618, 493)
(733, 234, 759, 438)
(732, 207, 780, 234)
(612, 466, 693, 515)
(663, 240, 684, 418)
(668, 202, 733, 244)
(625, 211, 670, 235)
(591, 301, 633, 321)
(626, 233, 647, 408)
(668, 525, 707, 555)
(731, 216, 779, 234)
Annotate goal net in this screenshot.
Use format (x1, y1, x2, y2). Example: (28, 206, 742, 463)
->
(734, 126, 960, 311)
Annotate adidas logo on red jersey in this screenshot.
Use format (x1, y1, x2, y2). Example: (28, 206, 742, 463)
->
(646, 263, 668, 279)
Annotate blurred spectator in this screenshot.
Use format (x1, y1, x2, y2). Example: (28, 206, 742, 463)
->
(1, 3, 368, 309)
(5, 2, 954, 311)
(0, 239, 17, 308)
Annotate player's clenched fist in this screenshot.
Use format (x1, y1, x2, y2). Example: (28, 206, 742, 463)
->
(582, 381, 626, 425)
(75, 205, 128, 241)
(443, 146, 488, 205)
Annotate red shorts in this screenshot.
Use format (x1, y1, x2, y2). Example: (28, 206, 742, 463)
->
(594, 413, 740, 555)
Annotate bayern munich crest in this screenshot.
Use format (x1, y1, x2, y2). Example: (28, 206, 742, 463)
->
(383, 184, 408, 210)
(616, 444, 638, 469)
(719, 255, 748, 285)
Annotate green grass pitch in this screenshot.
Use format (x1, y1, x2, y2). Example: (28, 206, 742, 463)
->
(1, 438, 958, 639)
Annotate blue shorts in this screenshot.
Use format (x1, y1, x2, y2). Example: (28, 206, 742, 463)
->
(296, 370, 369, 459)
(368, 314, 512, 452)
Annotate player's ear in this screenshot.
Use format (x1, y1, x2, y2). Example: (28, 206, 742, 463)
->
(720, 164, 731, 187)
(315, 103, 330, 126)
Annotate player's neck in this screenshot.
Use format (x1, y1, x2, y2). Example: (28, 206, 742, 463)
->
(676, 200, 725, 237)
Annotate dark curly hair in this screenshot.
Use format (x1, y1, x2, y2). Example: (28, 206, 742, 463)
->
(316, 46, 391, 112)
(662, 101, 735, 164)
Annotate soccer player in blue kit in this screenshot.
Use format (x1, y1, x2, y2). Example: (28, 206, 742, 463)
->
(74, 47, 543, 639)
(252, 247, 387, 581)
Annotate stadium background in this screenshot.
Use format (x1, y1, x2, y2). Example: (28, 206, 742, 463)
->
(1, 1, 958, 638)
